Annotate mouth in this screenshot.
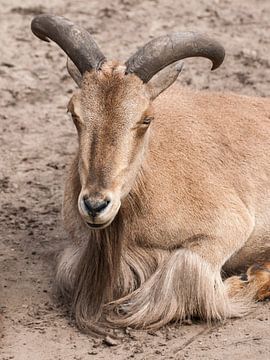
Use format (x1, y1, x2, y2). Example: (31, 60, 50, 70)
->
(85, 221, 112, 229)
(78, 191, 121, 230)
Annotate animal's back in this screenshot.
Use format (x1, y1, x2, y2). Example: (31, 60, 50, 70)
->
(152, 85, 270, 177)
(130, 86, 270, 255)
(150, 85, 270, 209)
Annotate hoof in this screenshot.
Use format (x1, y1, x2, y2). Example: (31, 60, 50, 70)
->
(247, 262, 270, 301)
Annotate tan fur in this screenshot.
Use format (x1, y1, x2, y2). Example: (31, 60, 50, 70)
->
(56, 62, 270, 333)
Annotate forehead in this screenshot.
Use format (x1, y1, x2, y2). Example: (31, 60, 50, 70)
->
(76, 62, 150, 120)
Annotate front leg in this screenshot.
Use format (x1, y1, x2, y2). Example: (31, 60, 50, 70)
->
(107, 248, 243, 328)
(107, 214, 255, 328)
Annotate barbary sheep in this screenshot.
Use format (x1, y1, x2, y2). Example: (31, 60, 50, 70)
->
(31, 15, 270, 334)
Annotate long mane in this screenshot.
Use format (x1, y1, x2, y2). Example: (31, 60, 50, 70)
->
(72, 211, 123, 334)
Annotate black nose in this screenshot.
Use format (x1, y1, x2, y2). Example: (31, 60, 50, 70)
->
(83, 196, 110, 217)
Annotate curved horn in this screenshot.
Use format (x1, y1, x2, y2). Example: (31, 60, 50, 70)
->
(31, 14, 106, 74)
(125, 32, 225, 83)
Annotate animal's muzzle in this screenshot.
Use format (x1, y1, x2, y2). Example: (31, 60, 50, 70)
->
(83, 196, 111, 218)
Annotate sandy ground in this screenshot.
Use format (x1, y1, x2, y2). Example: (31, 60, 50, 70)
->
(0, 0, 270, 359)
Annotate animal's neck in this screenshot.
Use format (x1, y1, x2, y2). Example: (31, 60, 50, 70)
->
(122, 167, 147, 221)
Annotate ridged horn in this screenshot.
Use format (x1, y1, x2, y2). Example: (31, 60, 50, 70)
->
(125, 32, 225, 82)
(31, 14, 106, 74)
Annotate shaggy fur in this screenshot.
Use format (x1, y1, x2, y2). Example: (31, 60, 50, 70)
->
(107, 249, 248, 328)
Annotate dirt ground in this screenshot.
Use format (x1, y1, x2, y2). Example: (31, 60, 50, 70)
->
(0, 0, 270, 359)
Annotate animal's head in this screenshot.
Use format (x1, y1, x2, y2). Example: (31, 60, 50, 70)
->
(31, 15, 225, 229)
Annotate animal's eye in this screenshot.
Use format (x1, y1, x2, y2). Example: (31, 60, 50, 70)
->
(143, 116, 153, 125)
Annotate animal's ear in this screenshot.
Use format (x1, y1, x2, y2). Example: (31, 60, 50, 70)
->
(146, 61, 184, 100)
(67, 92, 82, 115)
(67, 57, 82, 86)
(67, 96, 75, 113)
